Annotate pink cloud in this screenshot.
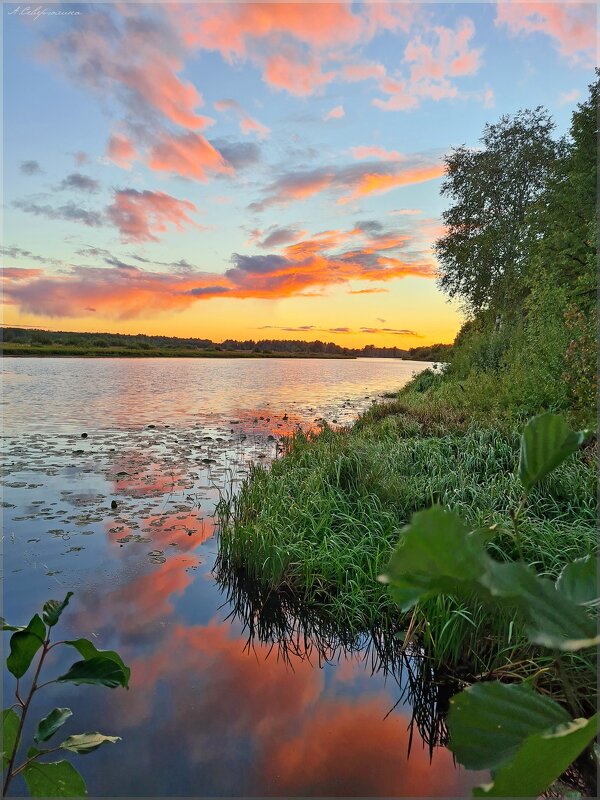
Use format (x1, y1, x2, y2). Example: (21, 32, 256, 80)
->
(495, 2, 596, 66)
(483, 86, 495, 108)
(2, 265, 227, 319)
(118, 54, 211, 130)
(173, 2, 365, 59)
(40, 8, 211, 131)
(341, 61, 387, 82)
(559, 88, 581, 106)
(106, 133, 136, 169)
(362, 1, 417, 38)
(372, 18, 483, 111)
(324, 104, 345, 120)
(214, 98, 270, 139)
(239, 115, 270, 138)
(2, 268, 44, 282)
(170, 3, 425, 100)
(106, 189, 199, 242)
(148, 132, 233, 180)
(350, 145, 404, 161)
(264, 51, 336, 96)
(390, 208, 422, 216)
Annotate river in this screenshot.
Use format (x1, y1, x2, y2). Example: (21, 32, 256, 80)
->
(2, 357, 480, 797)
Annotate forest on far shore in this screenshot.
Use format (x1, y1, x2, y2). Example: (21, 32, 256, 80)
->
(0, 326, 453, 362)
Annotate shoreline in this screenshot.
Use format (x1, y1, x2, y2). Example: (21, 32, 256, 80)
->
(0, 346, 354, 360)
(0, 346, 438, 362)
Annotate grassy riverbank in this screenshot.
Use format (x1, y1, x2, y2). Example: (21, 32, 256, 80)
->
(218, 390, 596, 693)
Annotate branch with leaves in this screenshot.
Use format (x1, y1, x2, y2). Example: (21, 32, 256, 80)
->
(2, 592, 130, 797)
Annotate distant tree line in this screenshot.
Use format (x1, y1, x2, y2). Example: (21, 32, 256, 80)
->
(0, 327, 452, 362)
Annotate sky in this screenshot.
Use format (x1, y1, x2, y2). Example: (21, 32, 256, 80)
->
(2, 1, 597, 347)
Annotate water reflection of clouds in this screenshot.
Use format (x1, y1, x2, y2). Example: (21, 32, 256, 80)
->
(4, 357, 481, 797)
(84, 620, 478, 797)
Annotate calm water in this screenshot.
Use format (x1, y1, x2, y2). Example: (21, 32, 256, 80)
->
(2, 358, 481, 797)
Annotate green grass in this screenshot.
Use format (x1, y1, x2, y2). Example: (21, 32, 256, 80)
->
(217, 398, 597, 699)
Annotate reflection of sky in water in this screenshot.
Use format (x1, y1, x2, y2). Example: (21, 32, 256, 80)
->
(3, 357, 482, 796)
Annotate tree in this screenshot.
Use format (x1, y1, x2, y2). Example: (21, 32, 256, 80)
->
(434, 107, 563, 314)
(527, 74, 597, 292)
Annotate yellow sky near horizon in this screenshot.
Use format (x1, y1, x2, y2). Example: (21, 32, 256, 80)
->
(3, 278, 462, 347)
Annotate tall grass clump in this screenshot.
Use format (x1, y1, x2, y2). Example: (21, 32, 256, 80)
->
(217, 408, 596, 678)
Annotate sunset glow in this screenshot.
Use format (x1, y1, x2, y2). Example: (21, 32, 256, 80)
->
(3, 2, 596, 346)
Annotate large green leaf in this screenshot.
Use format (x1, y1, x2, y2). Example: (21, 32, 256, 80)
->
(3, 708, 20, 769)
(6, 614, 46, 678)
(381, 507, 599, 652)
(22, 759, 87, 797)
(556, 556, 598, 606)
(447, 682, 570, 771)
(43, 593, 74, 628)
(379, 506, 489, 610)
(518, 413, 589, 492)
(60, 732, 120, 754)
(57, 656, 129, 689)
(473, 715, 599, 797)
(34, 708, 73, 743)
(482, 561, 600, 651)
(64, 639, 130, 689)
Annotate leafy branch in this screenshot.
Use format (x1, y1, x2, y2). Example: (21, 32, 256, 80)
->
(2, 592, 129, 797)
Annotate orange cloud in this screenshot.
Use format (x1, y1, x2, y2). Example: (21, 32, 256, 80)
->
(106, 189, 198, 242)
(3, 221, 436, 318)
(250, 155, 444, 210)
(339, 163, 445, 203)
(495, 1, 596, 65)
(170, 2, 431, 103)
